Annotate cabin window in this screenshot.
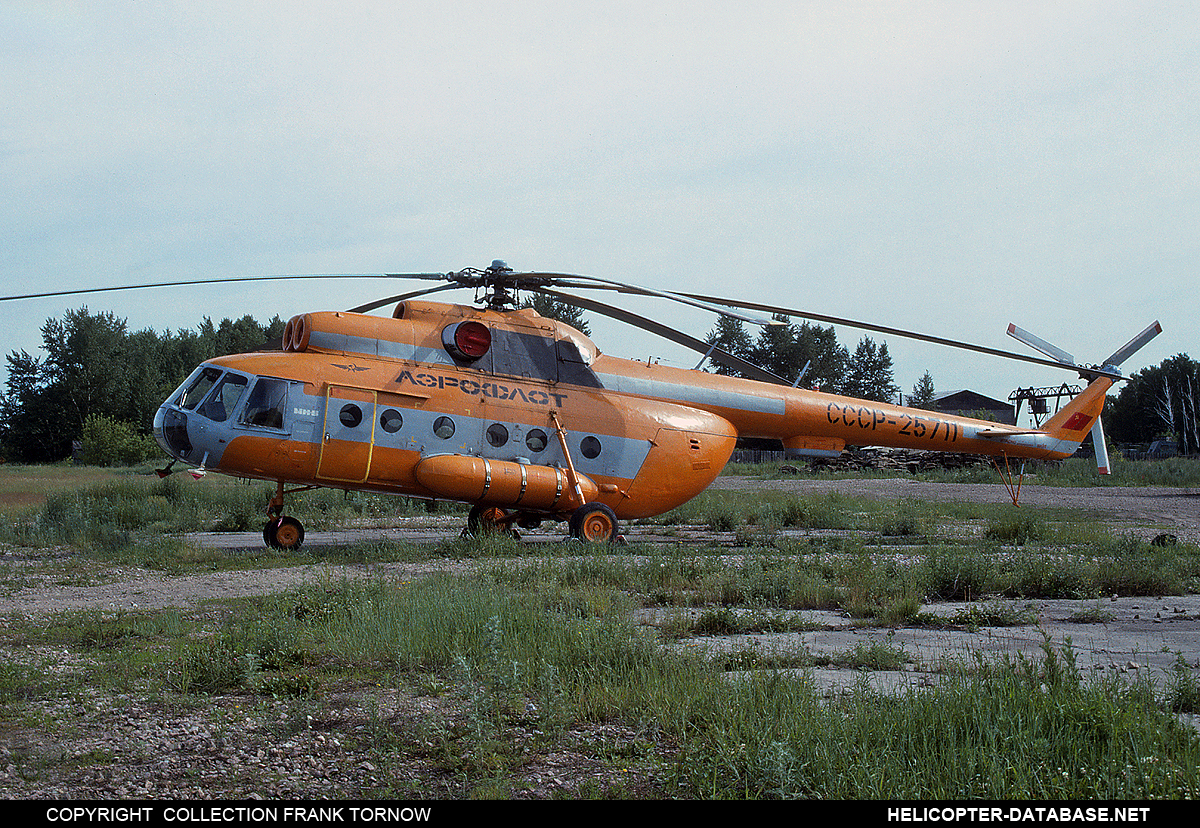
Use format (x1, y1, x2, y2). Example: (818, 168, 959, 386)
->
(486, 423, 509, 447)
(380, 409, 403, 433)
(525, 429, 548, 453)
(433, 416, 455, 439)
(240, 378, 289, 429)
(580, 436, 602, 459)
(339, 404, 363, 428)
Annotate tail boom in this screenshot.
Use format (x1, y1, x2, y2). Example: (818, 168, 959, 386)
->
(776, 376, 1115, 463)
(595, 355, 1116, 466)
(971, 376, 1113, 461)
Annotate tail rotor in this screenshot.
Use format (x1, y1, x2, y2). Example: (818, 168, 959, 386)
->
(1007, 321, 1162, 474)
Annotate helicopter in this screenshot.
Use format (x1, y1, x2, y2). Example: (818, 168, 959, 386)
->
(4, 261, 1161, 548)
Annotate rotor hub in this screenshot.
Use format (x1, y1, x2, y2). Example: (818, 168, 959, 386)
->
(447, 260, 550, 311)
(482, 260, 515, 309)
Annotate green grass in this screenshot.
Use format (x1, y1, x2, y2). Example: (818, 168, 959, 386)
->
(914, 601, 1040, 630)
(1166, 653, 1200, 714)
(5, 468, 1199, 612)
(653, 486, 1113, 547)
(0, 463, 132, 515)
(699, 653, 1198, 798)
(2, 465, 1199, 797)
(724, 455, 1200, 487)
(0, 466, 460, 571)
(654, 488, 874, 532)
(14, 572, 1198, 798)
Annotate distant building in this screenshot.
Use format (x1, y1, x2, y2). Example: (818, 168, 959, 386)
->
(928, 390, 1015, 425)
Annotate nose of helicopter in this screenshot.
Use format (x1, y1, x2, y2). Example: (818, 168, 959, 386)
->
(153, 403, 192, 462)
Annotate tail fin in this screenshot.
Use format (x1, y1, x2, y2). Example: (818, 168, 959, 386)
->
(1041, 377, 1113, 442)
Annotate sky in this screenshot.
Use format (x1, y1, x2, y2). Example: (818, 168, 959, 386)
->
(2, 1, 1196, 427)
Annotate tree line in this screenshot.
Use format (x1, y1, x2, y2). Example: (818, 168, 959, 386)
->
(703, 314, 909, 404)
(1105, 353, 1200, 452)
(1, 306, 1195, 464)
(1, 308, 284, 463)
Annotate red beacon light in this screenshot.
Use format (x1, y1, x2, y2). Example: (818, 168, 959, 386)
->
(443, 320, 491, 361)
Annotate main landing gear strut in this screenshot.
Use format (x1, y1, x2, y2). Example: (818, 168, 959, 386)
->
(550, 410, 622, 543)
(264, 481, 308, 550)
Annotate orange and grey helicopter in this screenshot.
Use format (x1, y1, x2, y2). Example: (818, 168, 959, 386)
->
(5, 261, 1162, 548)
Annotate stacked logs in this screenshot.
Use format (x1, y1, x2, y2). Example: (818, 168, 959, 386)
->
(789, 448, 994, 474)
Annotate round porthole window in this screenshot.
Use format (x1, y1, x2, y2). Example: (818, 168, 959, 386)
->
(433, 416, 456, 439)
(380, 409, 403, 433)
(339, 404, 363, 428)
(580, 435, 602, 459)
(486, 423, 509, 447)
(525, 429, 548, 453)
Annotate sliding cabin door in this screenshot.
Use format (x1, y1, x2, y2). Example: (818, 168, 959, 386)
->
(317, 385, 378, 483)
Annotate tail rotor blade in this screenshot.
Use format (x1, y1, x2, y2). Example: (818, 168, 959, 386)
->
(1102, 321, 1162, 368)
(1091, 418, 1111, 475)
(1006, 324, 1076, 366)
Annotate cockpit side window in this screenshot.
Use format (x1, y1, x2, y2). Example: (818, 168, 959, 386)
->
(239, 378, 289, 430)
(198, 373, 249, 422)
(177, 367, 222, 411)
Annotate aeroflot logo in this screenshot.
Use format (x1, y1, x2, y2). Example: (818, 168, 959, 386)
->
(396, 370, 568, 407)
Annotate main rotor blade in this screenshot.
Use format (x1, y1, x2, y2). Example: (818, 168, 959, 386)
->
(537, 288, 791, 385)
(666, 291, 1125, 381)
(346, 282, 464, 314)
(518, 272, 781, 328)
(0, 273, 450, 303)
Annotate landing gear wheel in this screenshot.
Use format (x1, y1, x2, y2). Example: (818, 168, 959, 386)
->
(465, 505, 517, 538)
(569, 502, 619, 543)
(264, 516, 305, 550)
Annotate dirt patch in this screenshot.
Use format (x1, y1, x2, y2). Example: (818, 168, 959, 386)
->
(0, 492, 44, 510)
